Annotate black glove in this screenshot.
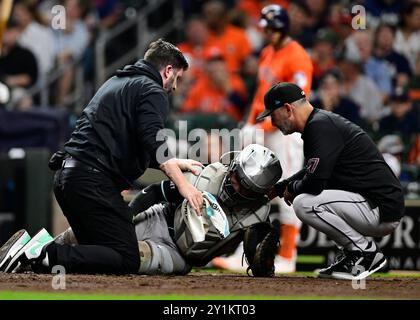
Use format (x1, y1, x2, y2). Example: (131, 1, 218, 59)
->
(274, 179, 289, 198)
(243, 222, 280, 277)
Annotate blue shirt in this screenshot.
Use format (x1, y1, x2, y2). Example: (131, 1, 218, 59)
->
(364, 57, 392, 95)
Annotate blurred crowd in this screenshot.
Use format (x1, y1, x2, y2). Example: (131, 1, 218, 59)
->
(173, 0, 420, 187)
(0, 0, 420, 186)
(0, 0, 161, 109)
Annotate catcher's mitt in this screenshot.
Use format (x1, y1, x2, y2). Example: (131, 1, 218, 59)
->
(243, 222, 280, 277)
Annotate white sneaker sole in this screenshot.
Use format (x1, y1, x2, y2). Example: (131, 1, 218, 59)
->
(0, 230, 31, 271)
(3, 228, 50, 273)
(321, 259, 387, 281)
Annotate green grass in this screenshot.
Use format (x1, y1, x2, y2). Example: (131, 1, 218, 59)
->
(0, 291, 393, 300)
(296, 255, 326, 264)
(370, 272, 420, 278)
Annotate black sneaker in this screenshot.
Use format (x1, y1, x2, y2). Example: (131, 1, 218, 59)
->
(318, 248, 387, 280)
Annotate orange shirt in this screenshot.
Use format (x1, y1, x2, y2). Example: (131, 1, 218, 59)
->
(181, 74, 247, 121)
(207, 25, 252, 74)
(177, 42, 207, 79)
(248, 40, 313, 131)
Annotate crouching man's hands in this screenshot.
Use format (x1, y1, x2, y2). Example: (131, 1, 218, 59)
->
(284, 186, 296, 206)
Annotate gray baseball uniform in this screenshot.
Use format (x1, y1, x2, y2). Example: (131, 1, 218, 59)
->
(285, 109, 404, 253)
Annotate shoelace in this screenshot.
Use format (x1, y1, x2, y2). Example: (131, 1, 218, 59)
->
(333, 250, 346, 263)
(242, 252, 255, 277)
(340, 251, 363, 270)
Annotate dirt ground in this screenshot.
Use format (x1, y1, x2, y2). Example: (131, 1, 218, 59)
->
(0, 272, 419, 299)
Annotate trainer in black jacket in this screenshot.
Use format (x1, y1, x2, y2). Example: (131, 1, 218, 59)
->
(17, 40, 205, 275)
(65, 59, 171, 189)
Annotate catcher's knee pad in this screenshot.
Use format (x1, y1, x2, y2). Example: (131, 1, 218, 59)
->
(138, 240, 174, 275)
(54, 227, 78, 245)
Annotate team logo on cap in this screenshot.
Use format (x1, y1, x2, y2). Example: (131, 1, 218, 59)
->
(266, 11, 274, 20)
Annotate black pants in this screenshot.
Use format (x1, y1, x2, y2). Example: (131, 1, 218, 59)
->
(49, 167, 140, 274)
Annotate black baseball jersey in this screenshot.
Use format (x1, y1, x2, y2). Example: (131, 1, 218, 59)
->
(289, 108, 405, 222)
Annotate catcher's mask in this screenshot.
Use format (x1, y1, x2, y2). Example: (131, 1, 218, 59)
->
(218, 144, 283, 207)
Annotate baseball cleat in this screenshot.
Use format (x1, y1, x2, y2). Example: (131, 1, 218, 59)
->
(3, 228, 54, 273)
(0, 230, 31, 272)
(318, 248, 387, 280)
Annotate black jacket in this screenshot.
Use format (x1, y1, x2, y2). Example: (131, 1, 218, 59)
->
(65, 59, 169, 190)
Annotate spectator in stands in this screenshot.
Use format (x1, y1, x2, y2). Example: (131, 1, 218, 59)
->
(379, 87, 420, 161)
(327, 4, 353, 50)
(0, 20, 38, 110)
(311, 71, 363, 126)
(288, 0, 314, 49)
(347, 30, 392, 100)
(393, 1, 420, 72)
(364, 0, 402, 28)
(177, 17, 209, 81)
(202, 0, 252, 74)
(311, 28, 339, 89)
(173, 18, 210, 110)
(374, 23, 413, 89)
(229, 7, 265, 52)
(304, 0, 328, 32)
(180, 47, 247, 122)
(13, 0, 55, 80)
(338, 57, 384, 125)
(408, 53, 420, 102)
(53, 0, 90, 106)
(93, 0, 122, 29)
(377, 134, 404, 177)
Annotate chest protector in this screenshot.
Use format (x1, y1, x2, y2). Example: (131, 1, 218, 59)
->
(174, 162, 271, 266)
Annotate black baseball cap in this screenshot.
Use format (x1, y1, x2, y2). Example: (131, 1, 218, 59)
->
(390, 87, 410, 102)
(256, 82, 306, 121)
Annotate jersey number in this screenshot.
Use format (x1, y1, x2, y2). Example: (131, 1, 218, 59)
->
(306, 158, 319, 174)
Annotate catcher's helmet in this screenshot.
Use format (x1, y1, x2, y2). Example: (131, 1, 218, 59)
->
(218, 144, 283, 207)
(259, 4, 289, 33)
